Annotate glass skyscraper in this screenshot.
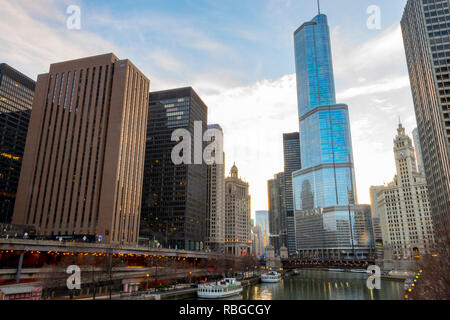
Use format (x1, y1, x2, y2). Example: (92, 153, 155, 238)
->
(292, 14, 374, 259)
(0, 64, 35, 225)
(283, 132, 301, 253)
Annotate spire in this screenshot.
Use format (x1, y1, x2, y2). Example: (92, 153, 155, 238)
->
(231, 162, 238, 178)
(317, 0, 321, 14)
(397, 121, 406, 137)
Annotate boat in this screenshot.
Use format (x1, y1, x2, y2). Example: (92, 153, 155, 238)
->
(328, 268, 345, 272)
(197, 278, 243, 299)
(350, 269, 367, 273)
(261, 271, 282, 283)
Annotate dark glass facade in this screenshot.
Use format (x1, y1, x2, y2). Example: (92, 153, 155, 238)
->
(0, 64, 35, 224)
(140, 87, 208, 251)
(401, 0, 450, 238)
(267, 172, 286, 254)
(283, 132, 301, 253)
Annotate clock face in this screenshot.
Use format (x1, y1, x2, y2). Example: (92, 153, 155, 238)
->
(399, 151, 405, 158)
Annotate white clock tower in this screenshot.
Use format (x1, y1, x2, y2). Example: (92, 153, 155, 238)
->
(376, 123, 435, 259)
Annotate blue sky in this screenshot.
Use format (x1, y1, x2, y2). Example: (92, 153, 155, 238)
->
(0, 0, 415, 216)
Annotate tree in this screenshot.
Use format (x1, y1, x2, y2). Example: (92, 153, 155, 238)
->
(408, 231, 450, 300)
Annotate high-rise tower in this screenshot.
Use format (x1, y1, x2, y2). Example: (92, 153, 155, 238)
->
(13, 53, 150, 245)
(283, 132, 301, 253)
(292, 13, 373, 259)
(224, 163, 251, 256)
(140, 87, 208, 251)
(376, 123, 435, 258)
(0, 64, 35, 224)
(206, 124, 225, 251)
(401, 0, 450, 239)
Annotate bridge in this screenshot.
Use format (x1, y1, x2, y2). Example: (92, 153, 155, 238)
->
(281, 258, 376, 269)
(0, 238, 247, 298)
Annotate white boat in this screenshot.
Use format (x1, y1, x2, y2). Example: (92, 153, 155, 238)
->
(261, 271, 282, 283)
(350, 269, 367, 273)
(328, 268, 345, 272)
(197, 278, 243, 299)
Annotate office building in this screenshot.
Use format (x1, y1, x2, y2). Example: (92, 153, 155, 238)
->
(140, 87, 208, 251)
(267, 172, 286, 254)
(376, 123, 435, 258)
(370, 185, 384, 243)
(255, 210, 269, 256)
(206, 124, 225, 251)
(251, 224, 263, 257)
(292, 13, 374, 259)
(13, 53, 150, 245)
(0, 64, 35, 224)
(283, 132, 301, 253)
(224, 163, 251, 256)
(401, 0, 450, 239)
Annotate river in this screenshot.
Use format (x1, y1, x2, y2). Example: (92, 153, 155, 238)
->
(210, 269, 404, 300)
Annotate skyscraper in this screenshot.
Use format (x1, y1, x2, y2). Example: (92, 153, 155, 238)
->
(13, 53, 150, 245)
(283, 132, 301, 253)
(224, 163, 251, 256)
(255, 210, 269, 256)
(376, 123, 435, 258)
(292, 13, 374, 259)
(267, 172, 286, 254)
(206, 124, 225, 251)
(140, 87, 208, 251)
(401, 0, 450, 238)
(369, 185, 384, 243)
(0, 64, 35, 224)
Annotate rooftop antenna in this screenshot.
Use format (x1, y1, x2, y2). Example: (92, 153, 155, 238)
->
(317, 0, 321, 14)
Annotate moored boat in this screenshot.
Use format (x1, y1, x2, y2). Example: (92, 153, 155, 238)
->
(197, 278, 243, 299)
(261, 271, 282, 283)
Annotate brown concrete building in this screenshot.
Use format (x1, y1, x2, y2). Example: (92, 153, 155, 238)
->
(12, 53, 150, 245)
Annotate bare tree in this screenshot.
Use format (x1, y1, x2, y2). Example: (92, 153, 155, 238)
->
(408, 231, 450, 300)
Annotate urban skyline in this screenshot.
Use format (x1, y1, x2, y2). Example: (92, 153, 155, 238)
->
(0, 0, 448, 303)
(0, 0, 416, 216)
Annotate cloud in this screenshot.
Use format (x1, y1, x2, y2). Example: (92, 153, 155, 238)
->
(200, 74, 299, 215)
(199, 21, 416, 211)
(337, 76, 410, 100)
(0, 0, 120, 78)
(0, 0, 417, 214)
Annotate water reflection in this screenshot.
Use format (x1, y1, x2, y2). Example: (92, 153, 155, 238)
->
(240, 270, 404, 300)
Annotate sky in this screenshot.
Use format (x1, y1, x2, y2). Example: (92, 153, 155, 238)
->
(0, 0, 416, 218)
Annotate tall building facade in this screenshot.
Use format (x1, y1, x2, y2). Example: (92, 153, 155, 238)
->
(401, 0, 450, 239)
(251, 224, 263, 257)
(224, 164, 251, 256)
(0, 64, 35, 224)
(13, 53, 150, 245)
(206, 124, 225, 251)
(292, 13, 374, 259)
(412, 128, 425, 176)
(283, 132, 301, 253)
(376, 123, 435, 258)
(255, 210, 269, 256)
(267, 172, 286, 254)
(370, 186, 384, 242)
(140, 87, 208, 251)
